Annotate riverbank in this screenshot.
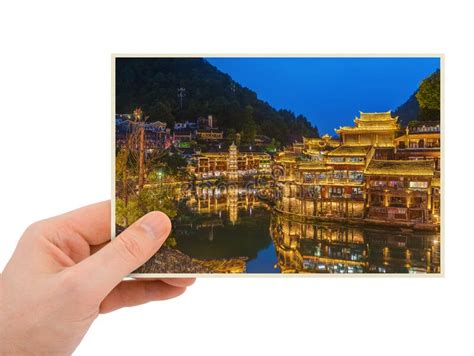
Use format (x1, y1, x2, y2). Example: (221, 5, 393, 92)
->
(116, 225, 247, 273)
(133, 246, 247, 274)
(273, 207, 440, 232)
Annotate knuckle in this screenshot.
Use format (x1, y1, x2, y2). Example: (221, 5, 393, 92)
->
(24, 220, 47, 237)
(20, 219, 51, 245)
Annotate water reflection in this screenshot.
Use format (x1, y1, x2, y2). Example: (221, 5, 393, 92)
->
(173, 184, 278, 272)
(271, 214, 440, 273)
(172, 183, 440, 274)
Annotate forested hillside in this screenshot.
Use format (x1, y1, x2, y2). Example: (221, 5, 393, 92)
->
(116, 58, 319, 145)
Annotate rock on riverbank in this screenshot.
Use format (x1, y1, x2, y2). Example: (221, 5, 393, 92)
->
(116, 225, 247, 273)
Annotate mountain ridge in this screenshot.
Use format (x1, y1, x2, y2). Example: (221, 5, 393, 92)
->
(115, 58, 319, 145)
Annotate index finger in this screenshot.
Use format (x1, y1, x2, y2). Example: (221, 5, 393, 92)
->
(48, 200, 112, 245)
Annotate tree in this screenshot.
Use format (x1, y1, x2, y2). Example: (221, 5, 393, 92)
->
(148, 101, 175, 126)
(159, 152, 188, 177)
(115, 58, 320, 145)
(226, 128, 237, 142)
(241, 105, 257, 144)
(265, 138, 280, 153)
(416, 70, 440, 121)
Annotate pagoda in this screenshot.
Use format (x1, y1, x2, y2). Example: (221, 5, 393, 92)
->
(227, 142, 238, 181)
(336, 111, 399, 147)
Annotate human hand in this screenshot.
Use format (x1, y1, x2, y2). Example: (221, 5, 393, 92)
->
(0, 201, 195, 355)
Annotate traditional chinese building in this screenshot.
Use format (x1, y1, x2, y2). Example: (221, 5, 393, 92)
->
(174, 120, 197, 130)
(273, 111, 441, 229)
(322, 145, 374, 216)
(116, 115, 170, 150)
(394, 121, 441, 171)
(276, 144, 374, 219)
(197, 115, 216, 129)
(364, 160, 437, 224)
(303, 134, 341, 153)
(336, 111, 399, 159)
(336, 111, 399, 147)
(228, 143, 238, 180)
(172, 129, 193, 142)
(194, 144, 271, 179)
(196, 129, 224, 141)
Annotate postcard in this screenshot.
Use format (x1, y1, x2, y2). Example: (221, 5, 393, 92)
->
(113, 55, 442, 275)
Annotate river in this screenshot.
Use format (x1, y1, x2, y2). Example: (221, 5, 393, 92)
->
(171, 183, 440, 274)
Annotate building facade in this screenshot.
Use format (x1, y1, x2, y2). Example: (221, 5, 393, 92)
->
(194, 144, 271, 179)
(196, 129, 224, 140)
(394, 121, 441, 171)
(116, 116, 170, 150)
(172, 129, 193, 142)
(274, 112, 441, 229)
(336, 111, 399, 147)
(364, 160, 437, 224)
(276, 144, 374, 219)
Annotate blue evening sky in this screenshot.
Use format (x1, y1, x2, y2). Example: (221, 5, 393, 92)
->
(206, 57, 440, 135)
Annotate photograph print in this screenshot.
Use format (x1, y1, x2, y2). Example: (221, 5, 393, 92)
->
(114, 56, 442, 275)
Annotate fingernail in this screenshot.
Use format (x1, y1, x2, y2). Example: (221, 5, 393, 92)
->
(138, 212, 172, 240)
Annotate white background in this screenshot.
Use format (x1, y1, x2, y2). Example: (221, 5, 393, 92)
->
(0, 1, 472, 355)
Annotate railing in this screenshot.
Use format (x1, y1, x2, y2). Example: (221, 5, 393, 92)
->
(295, 193, 365, 201)
(398, 146, 440, 150)
(368, 184, 410, 190)
(298, 177, 364, 185)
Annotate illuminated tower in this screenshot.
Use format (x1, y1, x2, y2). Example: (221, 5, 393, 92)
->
(228, 142, 238, 181)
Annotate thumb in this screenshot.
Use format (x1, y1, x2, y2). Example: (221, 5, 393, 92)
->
(73, 211, 172, 299)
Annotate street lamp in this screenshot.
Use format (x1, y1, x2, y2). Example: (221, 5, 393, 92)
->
(158, 170, 163, 190)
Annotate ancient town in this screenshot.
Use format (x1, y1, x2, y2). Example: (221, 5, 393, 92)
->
(116, 108, 441, 274)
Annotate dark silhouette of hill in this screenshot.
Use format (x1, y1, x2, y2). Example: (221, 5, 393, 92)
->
(394, 92, 420, 127)
(115, 58, 319, 145)
(394, 69, 440, 126)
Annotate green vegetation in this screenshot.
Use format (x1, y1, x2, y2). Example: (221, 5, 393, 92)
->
(116, 188, 177, 227)
(395, 69, 441, 126)
(115, 58, 319, 144)
(264, 138, 279, 153)
(149, 151, 188, 178)
(115, 143, 184, 227)
(416, 70, 440, 121)
(177, 141, 191, 148)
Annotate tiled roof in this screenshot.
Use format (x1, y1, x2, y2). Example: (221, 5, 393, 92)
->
(365, 160, 435, 176)
(327, 145, 372, 157)
(358, 111, 396, 121)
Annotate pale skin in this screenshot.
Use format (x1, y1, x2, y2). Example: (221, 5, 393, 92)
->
(0, 201, 195, 355)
